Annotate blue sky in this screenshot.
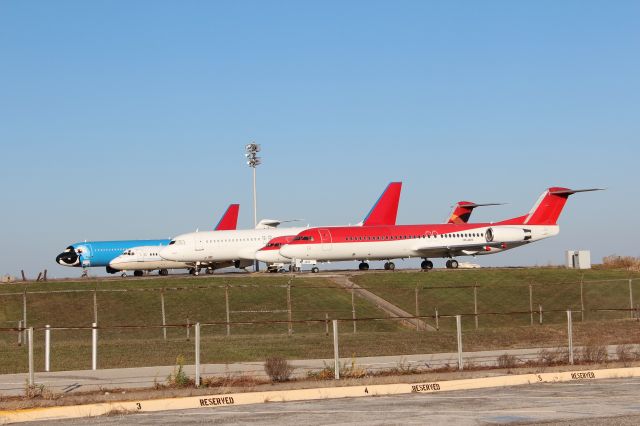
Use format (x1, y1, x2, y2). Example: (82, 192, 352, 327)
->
(1, 1, 638, 277)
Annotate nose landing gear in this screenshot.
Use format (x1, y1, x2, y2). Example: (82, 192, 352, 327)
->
(358, 262, 370, 271)
(383, 261, 395, 271)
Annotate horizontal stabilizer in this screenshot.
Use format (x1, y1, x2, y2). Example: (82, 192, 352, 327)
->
(255, 219, 303, 229)
(549, 188, 604, 196)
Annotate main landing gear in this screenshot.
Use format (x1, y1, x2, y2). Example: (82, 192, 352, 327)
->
(311, 267, 320, 273)
(158, 269, 169, 276)
(358, 262, 370, 271)
(445, 259, 459, 269)
(383, 261, 395, 271)
(133, 270, 144, 277)
(420, 260, 434, 271)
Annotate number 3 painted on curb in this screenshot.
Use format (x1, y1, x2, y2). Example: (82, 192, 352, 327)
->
(136, 403, 142, 410)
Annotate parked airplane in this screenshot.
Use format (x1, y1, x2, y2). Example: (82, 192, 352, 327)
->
(254, 196, 496, 272)
(278, 187, 601, 271)
(108, 246, 194, 277)
(55, 204, 240, 276)
(161, 182, 403, 274)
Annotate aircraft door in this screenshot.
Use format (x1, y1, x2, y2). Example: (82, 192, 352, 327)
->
(319, 229, 332, 251)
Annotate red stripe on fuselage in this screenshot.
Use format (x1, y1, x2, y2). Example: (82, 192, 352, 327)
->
(288, 223, 490, 246)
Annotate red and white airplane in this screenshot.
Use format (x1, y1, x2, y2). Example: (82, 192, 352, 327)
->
(279, 187, 601, 271)
(256, 198, 499, 271)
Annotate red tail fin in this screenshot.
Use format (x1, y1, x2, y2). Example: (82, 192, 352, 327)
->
(522, 187, 602, 225)
(214, 204, 240, 230)
(447, 202, 503, 224)
(361, 182, 402, 226)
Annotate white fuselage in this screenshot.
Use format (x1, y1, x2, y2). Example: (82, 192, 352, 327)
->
(279, 225, 559, 262)
(160, 227, 308, 264)
(109, 246, 191, 271)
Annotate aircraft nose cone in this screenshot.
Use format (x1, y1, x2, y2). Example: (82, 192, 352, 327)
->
(159, 246, 177, 261)
(254, 250, 270, 263)
(279, 245, 295, 259)
(56, 251, 78, 266)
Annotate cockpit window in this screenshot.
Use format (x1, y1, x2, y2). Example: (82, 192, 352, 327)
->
(169, 241, 176, 245)
(293, 235, 314, 241)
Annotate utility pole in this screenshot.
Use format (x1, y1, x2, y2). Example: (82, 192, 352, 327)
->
(245, 143, 262, 272)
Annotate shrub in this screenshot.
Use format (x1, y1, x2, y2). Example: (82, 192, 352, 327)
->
(264, 357, 294, 382)
(602, 255, 640, 271)
(537, 347, 570, 366)
(616, 344, 639, 366)
(579, 340, 608, 364)
(497, 353, 518, 369)
(166, 355, 193, 388)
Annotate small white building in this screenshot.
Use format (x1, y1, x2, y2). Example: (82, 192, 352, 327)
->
(565, 250, 591, 269)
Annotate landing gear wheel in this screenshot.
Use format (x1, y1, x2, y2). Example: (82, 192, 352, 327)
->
(450, 259, 459, 269)
(445, 260, 451, 269)
(388, 262, 395, 270)
(358, 262, 370, 271)
(159, 269, 168, 276)
(421, 260, 433, 270)
(189, 268, 195, 275)
(121, 272, 127, 278)
(205, 268, 213, 275)
(311, 267, 320, 273)
(133, 270, 143, 277)
(194, 268, 200, 276)
(384, 262, 390, 270)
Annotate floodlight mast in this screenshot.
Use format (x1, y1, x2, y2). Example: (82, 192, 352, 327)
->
(245, 143, 261, 272)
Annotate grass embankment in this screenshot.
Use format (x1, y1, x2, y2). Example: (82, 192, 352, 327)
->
(351, 268, 640, 330)
(0, 269, 638, 374)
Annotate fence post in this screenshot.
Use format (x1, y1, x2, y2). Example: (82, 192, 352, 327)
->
(414, 287, 420, 331)
(18, 320, 22, 346)
(325, 313, 329, 336)
(580, 274, 585, 322)
(225, 284, 230, 336)
(567, 310, 573, 365)
(351, 288, 356, 334)
(629, 279, 634, 319)
(456, 315, 463, 371)
(93, 289, 98, 325)
(287, 284, 293, 336)
(529, 283, 533, 326)
(474, 284, 478, 330)
(28, 327, 34, 386)
(435, 308, 439, 331)
(45, 325, 51, 372)
(194, 322, 200, 387)
(186, 318, 190, 341)
(92, 322, 98, 370)
(539, 304, 543, 325)
(332, 319, 340, 380)
(160, 289, 167, 341)
(23, 289, 27, 343)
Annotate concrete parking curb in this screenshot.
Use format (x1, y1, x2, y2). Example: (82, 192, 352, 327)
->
(2, 366, 639, 424)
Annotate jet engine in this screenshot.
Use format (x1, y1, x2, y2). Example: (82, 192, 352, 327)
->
(485, 227, 532, 243)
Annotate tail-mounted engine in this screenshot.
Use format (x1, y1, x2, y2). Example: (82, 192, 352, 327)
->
(485, 227, 532, 243)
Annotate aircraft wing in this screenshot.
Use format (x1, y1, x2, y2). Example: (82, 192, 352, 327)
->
(412, 241, 508, 257)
